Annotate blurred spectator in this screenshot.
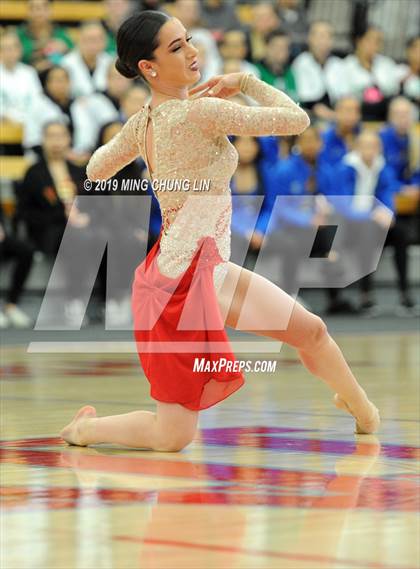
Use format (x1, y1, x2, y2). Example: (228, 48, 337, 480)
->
(0, 202, 34, 329)
(101, 0, 134, 54)
(61, 21, 113, 97)
(93, 121, 158, 327)
(0, 29, 42, 124)
(306, 0, 353, 54)
(292, 21, 347, 121)
(274, 0, 308, 57)
(249, 2, 281, 62)
(333, 131, 414, 314)
(397, 36, 420, 108)
(171, 0, 222, 80)
(23, 65, 92, 160)
(219, 29, 260, 77)
(230, 136, 270, 271)
(379, 97, 419, 185)
(255, 29, 297, 99)
(319, 96, 362, 167)
(120, 83, 150, 120)
(367, 0, 420, 61)
(263, 127, 355, 313)
(342, 26, 401, 121)
(19, 121, 103, 326)
(16, 0, 73, 72)
(200, 0, 241, 37)
(70, 61, 134, 152)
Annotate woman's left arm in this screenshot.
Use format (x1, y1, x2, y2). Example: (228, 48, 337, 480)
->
(86, 113, 140, 181)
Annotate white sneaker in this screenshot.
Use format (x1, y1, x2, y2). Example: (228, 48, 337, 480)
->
(64, 299, 89, 327)
(4, 306, 32, 329)
(0, 311, 9, 329)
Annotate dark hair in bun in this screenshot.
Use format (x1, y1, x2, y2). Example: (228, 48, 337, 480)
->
(115, 10, 170, 79)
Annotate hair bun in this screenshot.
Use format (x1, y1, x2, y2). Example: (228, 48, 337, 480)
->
(115, 57, 137, 79)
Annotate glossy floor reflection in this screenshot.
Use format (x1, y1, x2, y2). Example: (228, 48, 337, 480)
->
(1, 333, 419, 569)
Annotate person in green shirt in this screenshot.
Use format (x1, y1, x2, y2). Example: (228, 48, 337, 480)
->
(17, 0, 74, 72)
(255, 28, 297, 100)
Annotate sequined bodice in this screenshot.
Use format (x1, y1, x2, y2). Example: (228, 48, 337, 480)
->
(86, 73, 309, 289)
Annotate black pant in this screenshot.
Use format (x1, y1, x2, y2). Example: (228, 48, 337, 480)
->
(264, 225, 341, 299)
(29, 221, 108, 300)
(0, 235, 34, 304)
(343, 219, 409, 295)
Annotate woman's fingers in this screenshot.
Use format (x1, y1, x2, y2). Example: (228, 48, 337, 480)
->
(188, 75, 222, 95)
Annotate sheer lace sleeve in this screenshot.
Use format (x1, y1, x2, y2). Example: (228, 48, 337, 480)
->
(86, 112, 141, 181)
(188, 73, 310, 137)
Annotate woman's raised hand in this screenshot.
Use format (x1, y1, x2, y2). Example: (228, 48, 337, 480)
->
(188, 72, 246, 100)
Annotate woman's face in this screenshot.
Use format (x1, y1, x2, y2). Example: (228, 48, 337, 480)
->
(46, 68, 70, 100)
(140, 18, 200, 87)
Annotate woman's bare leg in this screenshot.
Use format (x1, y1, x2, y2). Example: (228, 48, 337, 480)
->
(216, 261, 380, 433)
(60, 401, 199, 451)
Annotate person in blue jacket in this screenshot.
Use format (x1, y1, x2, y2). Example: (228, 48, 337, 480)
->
(331, 130, 415, 314)
(319, 96, 362, 167)
(379, 96, 418, 184)
(263, 126, 357, 314)
(230, 135, 273, 271)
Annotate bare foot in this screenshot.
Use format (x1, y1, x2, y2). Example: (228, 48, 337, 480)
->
(334, 394, 380, 434)
(60, 405, 97, 446)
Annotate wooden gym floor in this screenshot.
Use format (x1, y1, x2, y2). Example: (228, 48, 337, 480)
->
(1, 331, 419, 569)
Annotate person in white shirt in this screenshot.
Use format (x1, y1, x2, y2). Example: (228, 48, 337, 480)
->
(342, 26, 401, 121)
(0, 29, 42, 124)
(61, 21, 113, 97)
(23, 65, 93, 160)
(291, 21, 347, 121)
(397, 36, 420, 108)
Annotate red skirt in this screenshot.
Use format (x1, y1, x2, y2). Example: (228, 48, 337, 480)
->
(131, 228, 245, 410)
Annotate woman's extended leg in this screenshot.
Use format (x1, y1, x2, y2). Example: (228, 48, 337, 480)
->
(216, 261, 380, 433)
(60, 401, 199, 451)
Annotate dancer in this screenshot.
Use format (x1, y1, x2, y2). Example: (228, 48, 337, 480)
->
(60, 11, 380, 452)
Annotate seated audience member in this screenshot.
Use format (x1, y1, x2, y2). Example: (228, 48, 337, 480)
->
(230, 136, 271, 271)
(61, 21, 113, 97)
(291, 21, 347, 121)
(23, 65, 92, 160)
(0, 29, 42, 125)
(219, 29, 260, 77)
(397, 36, 420, 108)
(319, 96, 362, 167)
(19, 121, 104, 326)
(380, 97, 419, 185)
(255, 29, 297, 99)
(71, 62, 135, 152)
(101, 0, 134, 54)
(263, 127, 356, 313)
(274, 0, 308, 57)
(93, 121, 160, 327)
(249, 2, 281, 62)
(17, 0, 73, 71)
(120, 84, 150, 120)
(342, 26, 400, 121)
(333, 131, 415, 314)
(200, 0, 241, 35)
(0, 202, 34, 329)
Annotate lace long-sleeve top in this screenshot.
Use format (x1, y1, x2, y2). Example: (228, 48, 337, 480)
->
(86, 73, 309, 291)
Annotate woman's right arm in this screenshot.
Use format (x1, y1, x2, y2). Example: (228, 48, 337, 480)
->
(86, 112, 140, 181)
(188, 73, 310, 137)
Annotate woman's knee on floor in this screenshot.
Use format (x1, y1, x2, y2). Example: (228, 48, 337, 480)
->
(153, 427, 196, 452)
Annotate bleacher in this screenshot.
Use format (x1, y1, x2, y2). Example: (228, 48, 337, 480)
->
(1, 0, 419, 297)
